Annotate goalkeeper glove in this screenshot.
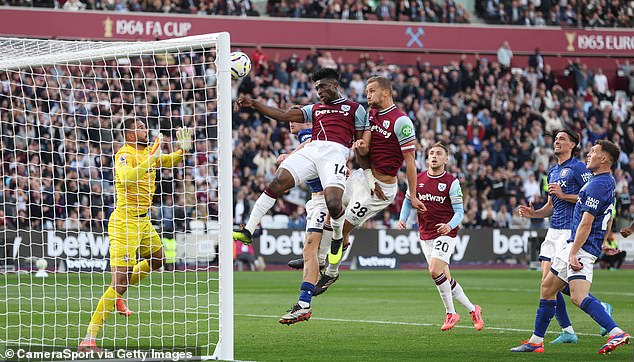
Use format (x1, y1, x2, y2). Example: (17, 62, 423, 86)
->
(149, 134, 163, 164)
(176, 127, 193, 152)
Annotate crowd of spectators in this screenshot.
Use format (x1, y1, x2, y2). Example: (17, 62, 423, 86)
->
(232, 46, 634, 231)
(1, 45, 634, 235)
(477, 0, 634, 28)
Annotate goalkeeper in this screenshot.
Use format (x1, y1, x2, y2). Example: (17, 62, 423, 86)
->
(80, 119, 193, 351)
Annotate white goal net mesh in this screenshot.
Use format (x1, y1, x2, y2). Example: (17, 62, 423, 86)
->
(0, 33, 233, 360)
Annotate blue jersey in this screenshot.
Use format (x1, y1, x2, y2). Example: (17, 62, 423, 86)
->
(569, 173, 616, 257)
(297, 129, 323, 193)
(548, 158, 592, 229)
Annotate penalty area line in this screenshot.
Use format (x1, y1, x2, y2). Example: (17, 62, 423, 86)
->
(236, 313, 602, 337)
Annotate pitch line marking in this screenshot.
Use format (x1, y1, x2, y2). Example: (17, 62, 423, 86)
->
(236, 313, 604, 337)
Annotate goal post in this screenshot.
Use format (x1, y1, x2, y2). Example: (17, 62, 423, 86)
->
(0, 33, 233, 360)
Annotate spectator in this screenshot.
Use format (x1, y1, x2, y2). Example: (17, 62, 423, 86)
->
(496, 41, 513, 70)
(598, 232, 627, 270)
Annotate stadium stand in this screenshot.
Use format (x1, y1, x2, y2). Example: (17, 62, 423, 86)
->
(1, 44, 633, 233)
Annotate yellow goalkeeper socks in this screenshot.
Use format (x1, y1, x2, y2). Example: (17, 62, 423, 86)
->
(130, 260, 151, 285)
(86, 287, 120, 337)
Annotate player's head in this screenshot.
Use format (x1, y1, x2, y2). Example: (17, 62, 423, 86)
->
(366, 76, 393, 109)
(553, 129, 579, 158)
(122, 118, 149, 146)
(426, 142, 450, 172)
(311, 68, 340, 103)
(586, 140, 620, 172)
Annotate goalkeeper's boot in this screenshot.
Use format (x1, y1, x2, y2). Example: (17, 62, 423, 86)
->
(78, 339, 100, 353)
(279, 304, 312, 325)
(470, 305, 484, 331)
(599, 302, 613, 336)
(116, 298, 133, 317)
(550, 331, 578, 344)
(314, 273, 339, 296)
(233, 224, 253, 245)
(598, 332, 630, 355)
(441, 313, 460, 331)
(510, 340, 544, 353)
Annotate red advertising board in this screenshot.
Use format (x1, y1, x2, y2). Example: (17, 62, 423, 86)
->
(1, 8, 633, 56)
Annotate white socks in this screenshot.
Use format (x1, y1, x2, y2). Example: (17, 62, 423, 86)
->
(244, 192, 276, 234)
(450, 279, 475, 312)
(434, 274, 455, 314)
(318, 226, 333, 266)
(529, 335, 544, 344)
(330, 211, 345, 240)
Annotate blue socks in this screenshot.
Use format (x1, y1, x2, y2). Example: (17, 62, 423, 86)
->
(580, 297, 617, 333)
(554, 291, 572, 329)
(298, 282, 315, 307)
(534, 299, 557, 338)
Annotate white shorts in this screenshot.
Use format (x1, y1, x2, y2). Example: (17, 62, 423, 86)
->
(344, 177, 397, 227)
(279, 140, 349, 190)
(551, 242, 597, 283)
(539, 228, 571, 262)
(420, 235, 458, 265)
(305, 195, 328, 233)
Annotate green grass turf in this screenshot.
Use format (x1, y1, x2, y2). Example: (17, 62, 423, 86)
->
(2, 269, 633, 361)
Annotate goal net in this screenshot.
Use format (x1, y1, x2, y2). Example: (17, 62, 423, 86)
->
(0, 33, 233, 360)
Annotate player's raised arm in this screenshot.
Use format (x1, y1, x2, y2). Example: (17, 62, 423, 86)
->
(236, 95, 305, 123)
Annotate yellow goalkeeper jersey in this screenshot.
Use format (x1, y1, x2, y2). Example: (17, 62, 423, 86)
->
(114, 144, 183, 215)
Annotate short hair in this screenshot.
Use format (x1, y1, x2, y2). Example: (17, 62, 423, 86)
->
(555, 129, 580, 156)
(367, 76, 393, 93)
(311, 68, 340, 83)
(122, 118, 137, 136)
(426, 142, 450, 157)
(596, 140, 620, 166)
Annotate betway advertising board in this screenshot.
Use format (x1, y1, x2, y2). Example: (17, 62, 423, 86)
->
(256, 228, 545, 264)
(3, 230, 110, 272)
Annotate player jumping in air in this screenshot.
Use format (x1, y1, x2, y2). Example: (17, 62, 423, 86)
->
(277, 122, 333, 325)
(398, 142, 484, 332)
(79, 119, 193, 351)
(311, 76, 425, 296)
(511, 140, 630, 354)
(517, 130, 611, 343)
(233, 68, 367, 324)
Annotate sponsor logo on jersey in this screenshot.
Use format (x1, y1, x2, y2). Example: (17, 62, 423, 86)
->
(585, 196, 599, 209)
(401, 124, 413, 137)
(417, 193, 446, 203)
(370, 124, 392, 138)
(341, 104, 351, 111)
(581, 172, 592, 182)
(383, 120, 390, 129)
(438, 183, 446, 192)
(315, 109, 349, 117)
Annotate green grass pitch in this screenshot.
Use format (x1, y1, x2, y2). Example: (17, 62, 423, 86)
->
(2, 269, 633, 361)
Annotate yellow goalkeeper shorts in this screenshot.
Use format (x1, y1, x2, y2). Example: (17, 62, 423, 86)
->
(108, 210, 162, 268)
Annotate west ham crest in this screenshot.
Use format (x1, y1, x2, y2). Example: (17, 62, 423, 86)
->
(383, 120, 390, 129)
(341, 105, 351, 111)
(438, 183, 446, 192)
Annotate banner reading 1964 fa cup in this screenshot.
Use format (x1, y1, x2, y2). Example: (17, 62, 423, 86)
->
(255, 228, 545, 264)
